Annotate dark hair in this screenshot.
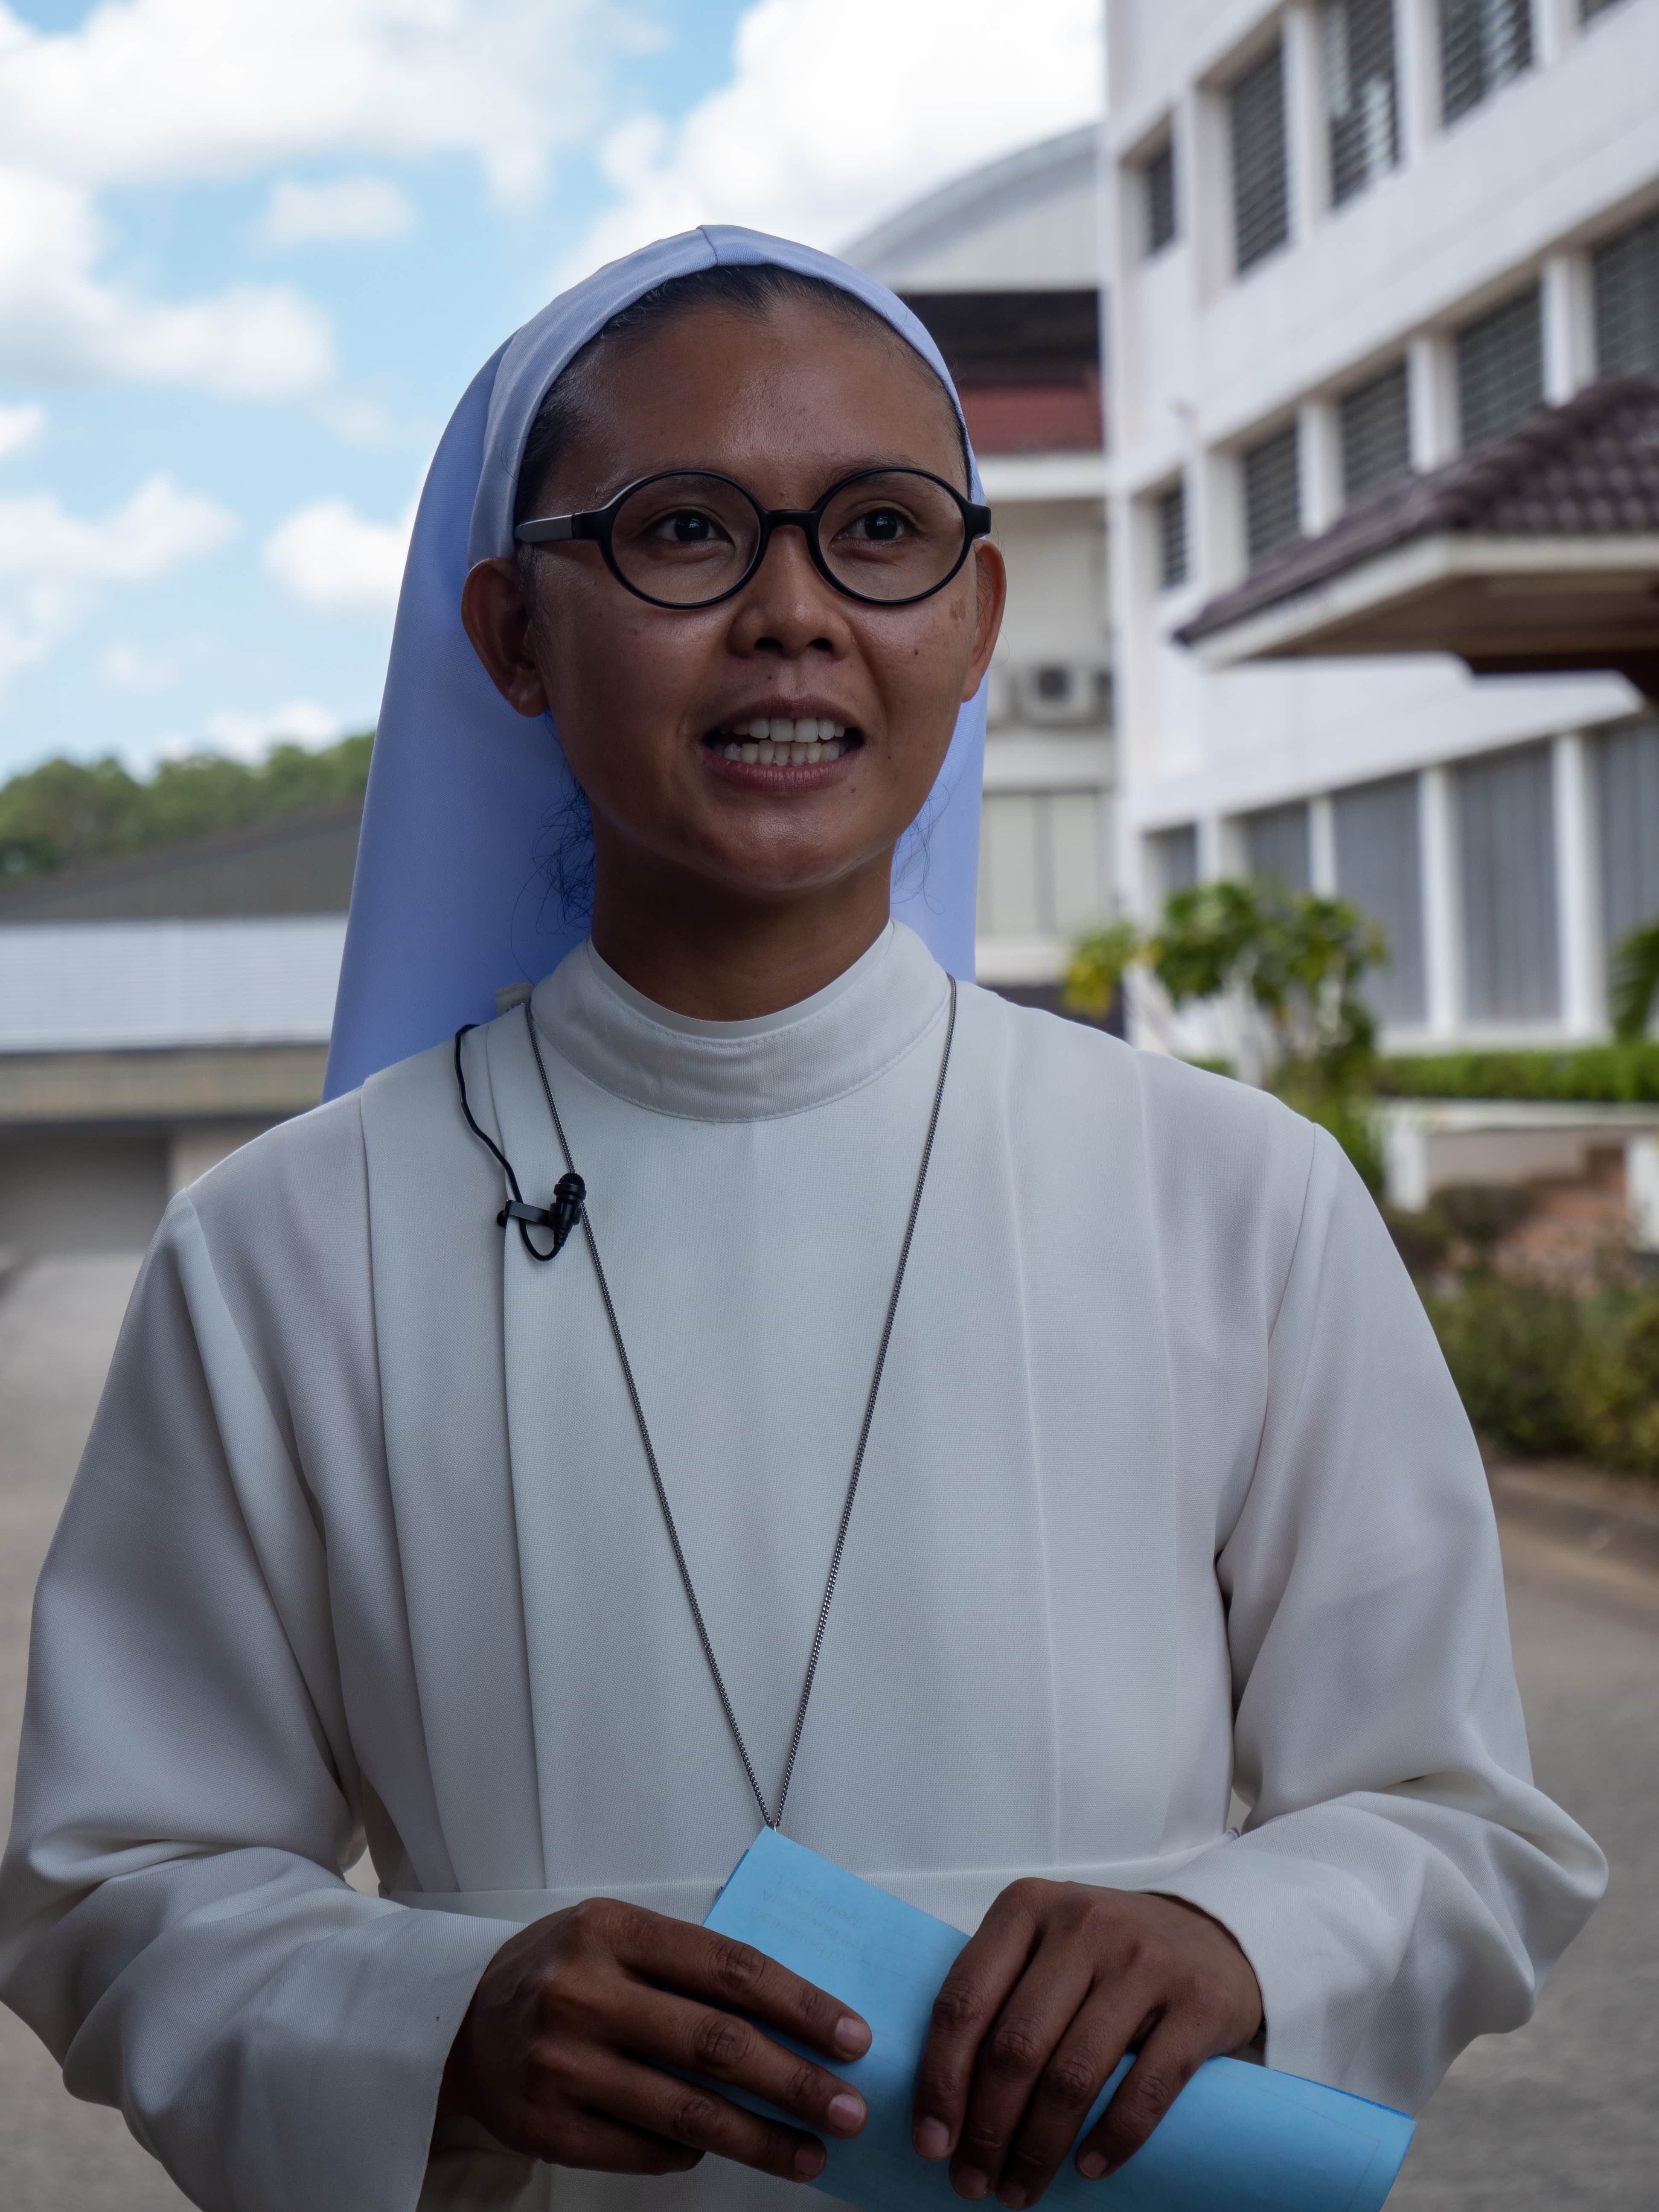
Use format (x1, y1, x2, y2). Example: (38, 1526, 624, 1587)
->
(512, 264, 971, 528)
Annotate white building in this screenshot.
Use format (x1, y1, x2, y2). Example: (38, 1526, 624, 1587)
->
(1103, 0, 1659, 1047)
(847, 128, 1118, 1004)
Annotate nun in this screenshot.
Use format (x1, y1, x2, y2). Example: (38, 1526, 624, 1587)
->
(0, 228, 1603, 2212)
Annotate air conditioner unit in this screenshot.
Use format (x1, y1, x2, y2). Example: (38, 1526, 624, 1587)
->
(1016, 661, 1110, 728)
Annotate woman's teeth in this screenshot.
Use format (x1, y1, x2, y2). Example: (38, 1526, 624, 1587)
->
(716, 716, 850, 766)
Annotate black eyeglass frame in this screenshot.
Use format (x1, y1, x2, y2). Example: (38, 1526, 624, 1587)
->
(513, 465, 993, 611)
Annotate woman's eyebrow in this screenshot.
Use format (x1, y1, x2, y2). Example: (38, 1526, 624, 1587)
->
(575, 453, 952, 507)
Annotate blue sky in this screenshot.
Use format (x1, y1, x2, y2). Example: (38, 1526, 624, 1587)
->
(0, 0, 1100, 783)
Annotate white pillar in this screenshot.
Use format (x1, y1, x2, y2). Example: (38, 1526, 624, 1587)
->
(1409, 334, 1459, 469)
(1542, 251, 1596, 404)
(1196, 445, 1245, 593)
(1396, 0, 1441, 164)
(1309, 794, 1338, 894)
(1301, 400, 1344, 533)
(1198, 812, 1231, 882)
(1382, 1107, 1433, 1210)
(1421, 765, 1463, 1038)
(1284, 4, 1329, 244)
(1554, 730, 1604, 1036)
(1534, 0, 1576, 69)
(1627, 1134, 1659, 1252)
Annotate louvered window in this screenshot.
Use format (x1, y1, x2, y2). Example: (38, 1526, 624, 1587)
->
(977, 791, 1108, 941)
(1325, 0, 1399, 207)
(1595, 210, 1659, 380)
(1144, 140, 1177, 255)
(1439, 0, 1532, 125)
(1597, 716, 1659, 954)
(1335, 775, 1426, 1022)
(1230, 43, 1289, 274)
(1243, 801, 1311, 891)
(1149, 825, 1198, 905)
(1242, 425, 1302, 567)
(1455, 285, 1543, 451)
(1156, 479, 1189, 588)
(1458, 742, 1559, 1022)
(1339, 362, 1412, 504)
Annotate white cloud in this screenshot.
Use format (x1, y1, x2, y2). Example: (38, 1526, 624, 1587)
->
(0, 472, 236, 688)
(261, 175, 416, 248)
(197, 699, 343, 762)
(0, 401, 44, 457)
(569, 0, 1103, 277)
(264, 497, 412, 613)
(99, 641, 177, 692)
(0, 164, 333, 396)
(0, 0, 625, 206)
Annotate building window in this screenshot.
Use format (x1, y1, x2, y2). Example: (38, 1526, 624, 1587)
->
(1334, 775, 1426, 1023)
(1242, 424, 1303, 567)
(1455, 284, 1543, 451)
(1339, 362, 1412, 504)
(1439, 0, 1532, 125)
(1155, 479, 1189, 588)
(1148, 825, 1199, 905)
(1242, 800, 1311, 890)
(1144, 140, 1177, 255)
(1230, 42, 1290, 274)
(1594, 210, 1659, 380)
(1597, 716, 1659, 956)
(1581, 0, 1633, 18)
(1324, 0, 1399, 207)
(1458, 742, 1560, 1022)
(977, 791, 1107, 941)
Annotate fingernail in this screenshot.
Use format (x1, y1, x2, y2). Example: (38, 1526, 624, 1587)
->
(915, 2118, 951, 2160)
(1077, 2152, 1107, 2181)
(1000, 2190, 1029, 2210)
(794, 2143, 826, 2179)
(955, 2167, 990, 2201)
(828, 2093, 865, 2135)
(833, 2014, 870, 2057)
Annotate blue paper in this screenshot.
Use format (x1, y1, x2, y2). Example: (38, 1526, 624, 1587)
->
(704, 1828, 1413, 2212)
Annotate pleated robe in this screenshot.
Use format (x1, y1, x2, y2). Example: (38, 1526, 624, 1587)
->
(0, 923, 1604, 2212)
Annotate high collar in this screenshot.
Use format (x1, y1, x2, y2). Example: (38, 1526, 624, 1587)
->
(530, 921, 950, 1123)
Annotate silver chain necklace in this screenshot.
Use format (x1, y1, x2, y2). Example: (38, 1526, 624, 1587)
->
(519, 976, 957, 1833)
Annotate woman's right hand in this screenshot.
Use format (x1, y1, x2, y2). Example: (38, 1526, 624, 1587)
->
(438, 1897, 872, 2181)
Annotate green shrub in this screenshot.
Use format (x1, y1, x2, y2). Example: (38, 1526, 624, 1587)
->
(1426, 1275, 1586, 1457)
(1377, 1044, 1659, 1103)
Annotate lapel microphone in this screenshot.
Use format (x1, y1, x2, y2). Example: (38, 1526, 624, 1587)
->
(453, 1024, 586, 1263)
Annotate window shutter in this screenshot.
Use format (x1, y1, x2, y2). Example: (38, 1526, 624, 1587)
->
(1455, 285, 1543, 451)
(1594, 210, 1659, 380)
(1242, 425, 1303, 567)
(1439, 0, 1532, 124)
(977, 793, 1107, 941)
(1339, 362, 1412, 503)
(1334, 775, 1426, 1023)
(1156, 479, 1189, 588)
(1457, 743, 1559, 1022)
(1324, 0, 1399, 207)
(1144, 141, 1177, 255)
(1150, 826, 1199, 903)
(1231, 42, 1290, 274)
(1243, 801, 1311, 890)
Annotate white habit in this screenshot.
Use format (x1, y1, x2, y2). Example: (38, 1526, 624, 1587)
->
(0, 923, 1604, 2212)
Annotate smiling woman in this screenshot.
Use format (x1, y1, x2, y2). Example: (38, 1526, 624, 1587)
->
(0, 227, 1605, 2212)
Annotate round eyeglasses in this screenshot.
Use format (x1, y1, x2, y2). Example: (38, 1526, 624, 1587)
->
(514, 466, 992, 611)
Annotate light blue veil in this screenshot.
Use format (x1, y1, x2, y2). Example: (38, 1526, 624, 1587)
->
(323, 224, 987, 1100)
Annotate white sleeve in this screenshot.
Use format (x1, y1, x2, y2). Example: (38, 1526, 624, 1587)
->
(0, 1196, 519, 2212)
(1148, 1129, 1605, 2113)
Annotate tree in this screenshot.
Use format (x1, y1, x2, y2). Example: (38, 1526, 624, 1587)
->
(1611, 913, 1659, 1043)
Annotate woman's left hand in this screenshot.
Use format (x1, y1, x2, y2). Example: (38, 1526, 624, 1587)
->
(910, 1880, 1263, 2207)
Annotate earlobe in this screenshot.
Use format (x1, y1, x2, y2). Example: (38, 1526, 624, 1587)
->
(460, 556, 552, 719)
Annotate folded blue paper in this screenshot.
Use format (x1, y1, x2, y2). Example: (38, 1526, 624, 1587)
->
(704, 1828, 1412, 2212)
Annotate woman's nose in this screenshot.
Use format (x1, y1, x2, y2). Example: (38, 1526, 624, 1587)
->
(728, 522, 850, 655)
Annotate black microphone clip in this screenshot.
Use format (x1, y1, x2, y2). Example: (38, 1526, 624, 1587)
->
(498, 1171, 586, 1256)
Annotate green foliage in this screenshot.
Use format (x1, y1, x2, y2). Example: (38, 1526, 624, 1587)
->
(1610, 913, 1659, 1043)
(1422, 1273, 1659, 1477)
(0, 733, 375, 882)
(1152, 880, 1385, 1091)
(1375, 1043, 1659, 1102)
(1063, 919, 1143, 1020)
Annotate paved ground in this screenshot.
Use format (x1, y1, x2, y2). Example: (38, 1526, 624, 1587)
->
(1, 1254, 1655, 2211)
